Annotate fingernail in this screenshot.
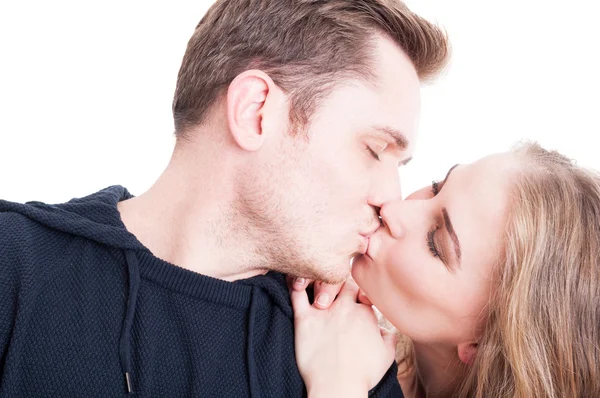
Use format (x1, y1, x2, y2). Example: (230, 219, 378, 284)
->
(316, 293, 330, 307)
(294, 278, 306, 286)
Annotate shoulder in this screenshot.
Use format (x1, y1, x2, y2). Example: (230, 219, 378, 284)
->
(0, 210, 67, 260)
(0, 210, 81, 286)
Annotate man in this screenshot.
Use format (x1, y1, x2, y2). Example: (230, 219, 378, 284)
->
(0, 0, 449, 396)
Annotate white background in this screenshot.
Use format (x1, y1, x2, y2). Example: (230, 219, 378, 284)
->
(1, 1, 599, 204)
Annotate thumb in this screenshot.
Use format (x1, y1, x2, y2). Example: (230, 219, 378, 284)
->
(290, 287, 312, 318)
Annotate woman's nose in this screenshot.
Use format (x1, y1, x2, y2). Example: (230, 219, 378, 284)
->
(379, 200, 405, 239)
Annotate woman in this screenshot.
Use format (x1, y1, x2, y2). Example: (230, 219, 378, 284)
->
(292, 142, 600, 397)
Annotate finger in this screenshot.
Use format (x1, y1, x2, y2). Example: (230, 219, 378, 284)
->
(357, 289, 373, 306)
(290, 287, 312, 317)
(336, 278, 360, 302)
(313, 281, 344, 309)
(290, 276, 311, 292)
(286, 275, 295, 289)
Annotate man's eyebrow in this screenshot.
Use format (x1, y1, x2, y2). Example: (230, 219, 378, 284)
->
(371, 126, 409, 149)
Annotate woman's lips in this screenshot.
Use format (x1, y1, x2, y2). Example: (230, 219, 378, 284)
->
(365, 231, 381, 260)
(358, 235, 370, 255)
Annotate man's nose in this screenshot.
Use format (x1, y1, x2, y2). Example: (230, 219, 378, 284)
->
(367, 170, 402, 209)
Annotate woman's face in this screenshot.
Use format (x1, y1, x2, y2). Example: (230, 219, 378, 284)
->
(352, 153, 518, 346)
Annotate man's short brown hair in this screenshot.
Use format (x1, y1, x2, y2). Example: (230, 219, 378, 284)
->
(173, 0, 450, 136)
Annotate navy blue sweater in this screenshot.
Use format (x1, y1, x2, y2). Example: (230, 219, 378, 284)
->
(0, 186, 403, 397)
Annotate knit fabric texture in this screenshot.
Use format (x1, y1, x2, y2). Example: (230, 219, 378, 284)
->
(0, 186, 402, 397)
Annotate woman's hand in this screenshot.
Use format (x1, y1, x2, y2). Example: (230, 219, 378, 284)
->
(291, 278, 397, 397)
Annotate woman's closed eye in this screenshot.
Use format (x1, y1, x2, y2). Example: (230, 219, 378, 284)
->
(427, 179, 449, 266)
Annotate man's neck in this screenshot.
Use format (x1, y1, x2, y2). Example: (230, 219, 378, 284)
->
(118, 144, 269, 282)
(412, 341, 466, 397)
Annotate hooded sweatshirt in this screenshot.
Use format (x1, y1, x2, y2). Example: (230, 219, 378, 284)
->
(0, 186, 403, 397)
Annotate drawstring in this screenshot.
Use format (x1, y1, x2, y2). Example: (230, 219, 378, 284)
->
(120, 250, 141, 394)
(117, 251, 262, 396)
(246, 286, 261, 398)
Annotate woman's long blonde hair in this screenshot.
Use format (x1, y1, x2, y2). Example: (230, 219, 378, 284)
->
(399, 142, 600, 397)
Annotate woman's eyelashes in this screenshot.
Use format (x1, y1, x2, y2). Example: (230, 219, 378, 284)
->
(427, 225, 450, 266)
(428, 180, 449, 266)
(427, 227, 440, 257)
(431, 180, 440, 195)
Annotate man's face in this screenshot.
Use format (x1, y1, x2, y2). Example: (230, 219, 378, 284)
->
(245, 35, 421, 282)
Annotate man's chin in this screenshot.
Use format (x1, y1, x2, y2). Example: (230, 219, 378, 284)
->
(288, 254, 354, 284)
(315, 260, 353, 285)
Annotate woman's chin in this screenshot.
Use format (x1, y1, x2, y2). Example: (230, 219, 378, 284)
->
(351, 254, 372, 281)
(352, 253, 369, 267)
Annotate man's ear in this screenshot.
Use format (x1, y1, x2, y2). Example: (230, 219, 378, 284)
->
(226, 70, 273, 152)
(457, 342, 478, 366)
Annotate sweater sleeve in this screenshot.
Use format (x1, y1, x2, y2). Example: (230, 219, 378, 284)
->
(0, 213, 21, 376)
(368, 361, 404, 398)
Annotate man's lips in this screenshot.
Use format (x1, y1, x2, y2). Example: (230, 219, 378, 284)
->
(359, 221, 381, 257)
